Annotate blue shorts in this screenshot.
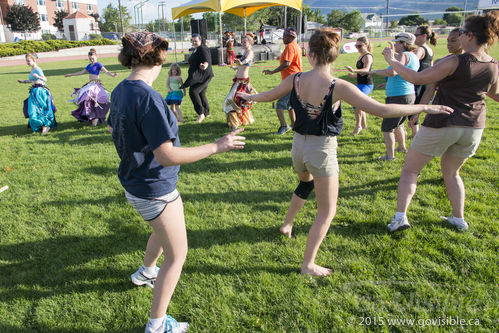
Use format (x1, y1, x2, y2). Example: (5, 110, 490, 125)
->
(276, 93, 291, 110)
(353, 84, 374, 110)
(357, 84, 374, 95)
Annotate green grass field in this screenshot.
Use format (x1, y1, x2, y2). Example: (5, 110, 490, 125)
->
(0, 42, 498, 332)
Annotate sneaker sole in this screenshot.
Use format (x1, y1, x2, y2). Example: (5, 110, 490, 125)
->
(388, 224, 411, 232)
(131, 275, 154, 288)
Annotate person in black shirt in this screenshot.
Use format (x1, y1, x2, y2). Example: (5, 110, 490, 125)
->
(180, 34, 214, 123)
(238, 28, 452, 276)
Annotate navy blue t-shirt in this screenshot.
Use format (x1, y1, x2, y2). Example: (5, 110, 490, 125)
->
(108, 79, 180, 198)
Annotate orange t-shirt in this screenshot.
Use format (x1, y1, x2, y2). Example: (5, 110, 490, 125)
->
(280, 41, 303, 81)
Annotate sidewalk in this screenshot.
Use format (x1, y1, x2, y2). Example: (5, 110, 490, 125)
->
(0, 42, 194, 67)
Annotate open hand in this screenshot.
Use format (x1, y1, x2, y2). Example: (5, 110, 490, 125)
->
(408, 114, 420, 127)
(113, 73, 118, 77)
(17, 79, 24, 83)
(345, 65, 354, 73)
(382, 42, 397, 63)
(262, 69, 273, 75)
(424, 105, 453, 115)
(237, 92, 251, 101)
(215, 128, 246, 153)
(64, 74, 71, 78)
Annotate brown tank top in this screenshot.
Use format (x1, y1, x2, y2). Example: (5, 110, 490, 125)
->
(422, 53, 498, 129)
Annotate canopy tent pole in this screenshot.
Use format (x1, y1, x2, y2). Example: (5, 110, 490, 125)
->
(173, 19, 177, 63)
(219, 10, 223, 64)
(244, 8, 247, 35)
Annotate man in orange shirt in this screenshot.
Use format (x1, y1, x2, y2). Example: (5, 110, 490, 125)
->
(263, 27, 303, 135)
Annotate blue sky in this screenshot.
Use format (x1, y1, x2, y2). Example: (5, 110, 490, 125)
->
(96, 0, 479, 24)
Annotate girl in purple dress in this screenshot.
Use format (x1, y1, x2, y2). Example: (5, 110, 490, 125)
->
(65, 48, 118, 125)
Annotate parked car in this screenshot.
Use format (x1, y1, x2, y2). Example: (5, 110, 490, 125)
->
(101, 33, 119, 40)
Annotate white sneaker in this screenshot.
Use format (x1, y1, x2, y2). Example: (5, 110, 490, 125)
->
(131, 266, 159, 289)
(145, 315, 189, 333)
(441, 216, 469, 231)
(387, 215, 410, 232)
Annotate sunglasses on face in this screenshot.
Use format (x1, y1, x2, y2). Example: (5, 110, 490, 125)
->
(355, 44, 363, 48)
(414, 33, 423, 37)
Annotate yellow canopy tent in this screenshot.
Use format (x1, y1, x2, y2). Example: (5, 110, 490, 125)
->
(172, 0, 303, 63)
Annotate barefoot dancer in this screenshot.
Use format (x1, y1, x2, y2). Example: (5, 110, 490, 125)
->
(238, 28, 453, 276)
(65, 48, 118, 126)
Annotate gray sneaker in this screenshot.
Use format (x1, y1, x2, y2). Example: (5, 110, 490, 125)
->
(131, 266, 159, 289)
(276, 125, 291, 135)
(441, 216, 468, 231)
(387, 215, 410, 232)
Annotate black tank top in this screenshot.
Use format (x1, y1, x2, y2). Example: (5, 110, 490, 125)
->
(290, 73, 343, 136)
(356, 53, 373, 85)
(418, 46, 433, 72)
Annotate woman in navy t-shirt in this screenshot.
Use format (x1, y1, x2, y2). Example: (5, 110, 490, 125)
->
(108, 32, 245, 333)
(65, 48, 118, 125)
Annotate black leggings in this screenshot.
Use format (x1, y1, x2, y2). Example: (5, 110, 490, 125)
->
(189, 78, 212, 116)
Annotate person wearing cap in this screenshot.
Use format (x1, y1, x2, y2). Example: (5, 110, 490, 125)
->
(180, 33, 214, 123)
(107, 32, 245, 333)
(369, 32, 420, 161)
(263, 27, 303, 135)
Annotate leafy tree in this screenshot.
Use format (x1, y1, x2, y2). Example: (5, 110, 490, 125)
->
(221, 13, 243, 32)
(5, 4, 40, 39)
(327, 10, 345, 27)
(53, 9, 68, 32)
(145, 18, 169, 33)
(203, 12, 218, 31)
(342, 10, 362, 32)
(101, 4, 131, 32)
(390, 20, 398, 28)
(399, 14, 427, 26)
(173, 15, 192, 32)
(433, 18, 447, 26)
(443, 6, 463, 26)
(314, 9, 327, 25)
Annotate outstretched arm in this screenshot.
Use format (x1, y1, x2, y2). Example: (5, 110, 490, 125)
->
(263, 61, 290, 75)
(101, 66, 118, 77)
(382, 42, 458, 85)
(153, 128, 246, 166)
(237, 74, 294, 103)
(334, 78, 453, 118)
(65, 69, 88, 77)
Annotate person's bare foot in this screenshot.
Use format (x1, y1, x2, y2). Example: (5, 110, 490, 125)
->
(301, 264, 332, 277)
(279, 223, 293, 238)
(350, 127, 361, 136)
(196, 114, 205, 123)
(91, 118, 99, 126)
(41, 126, 50, 135)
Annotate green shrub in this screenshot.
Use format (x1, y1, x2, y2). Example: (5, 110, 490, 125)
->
(0, 39, 117, 57)
(41, 33, 57, 41)
(88, 34, 102, 40)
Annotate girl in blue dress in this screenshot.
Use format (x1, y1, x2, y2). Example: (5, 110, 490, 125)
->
(18, 52, 56, 135)
(165, 63, 186, 123)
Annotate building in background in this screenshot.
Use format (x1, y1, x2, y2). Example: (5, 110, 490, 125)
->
(0, 0, 98, 42)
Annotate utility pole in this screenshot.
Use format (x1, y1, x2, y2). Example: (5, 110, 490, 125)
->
(386, 0, 390, 31)
(284, 6, 287, 28)
(117, 0, 125, 34)
(158, 2, 166, 33)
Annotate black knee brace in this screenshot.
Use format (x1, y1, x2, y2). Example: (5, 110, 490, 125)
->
(294, 180, 314, 199)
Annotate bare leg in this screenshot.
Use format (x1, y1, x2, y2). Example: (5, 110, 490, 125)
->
(396, 148, 434, 213)
(361, 110, 367, 129)
(175, 105, 183, 123)
(288, 109, 296, 127)
(394, 125, 406, 151)
(351, 108, 362, 135)
(276, 108, 287, 127)
(142, 232, 163, 267)
(280, 171, 313, 238)
(301, 174, 338, 277)
(148, 196, 188, 319)
(383, 131, 395, 159)
(440, 152, 468, 218)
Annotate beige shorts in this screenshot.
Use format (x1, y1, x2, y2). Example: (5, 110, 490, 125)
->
(291, 133, 339, 177)
(411, 126, 484, 158)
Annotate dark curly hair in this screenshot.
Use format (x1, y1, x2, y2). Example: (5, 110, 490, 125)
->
(464, 10, 499, 47)
(118, 39, 168, 68)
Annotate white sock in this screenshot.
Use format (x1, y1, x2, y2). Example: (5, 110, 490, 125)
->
(142, 265, 157, 276)
(451, 216, 465, 222)
(395, 212, 406, 220)
(146, 315, 166, 333)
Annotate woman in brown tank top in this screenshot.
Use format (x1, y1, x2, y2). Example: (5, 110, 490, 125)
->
(381, 11, 499, 233)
